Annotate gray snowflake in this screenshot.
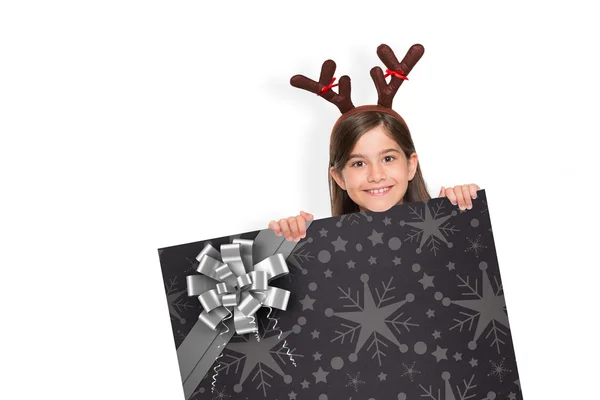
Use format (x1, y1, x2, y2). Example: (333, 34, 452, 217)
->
(399, 200, 459, 255)
(345, 372, 365, 392)
(401, 361, 421, 381)
(465, 234, 487, 258)
(488, 357, 512, 382)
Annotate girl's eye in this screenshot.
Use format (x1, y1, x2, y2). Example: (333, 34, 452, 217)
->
(351, 161, 364, 168)
(384, 156, 395, 162)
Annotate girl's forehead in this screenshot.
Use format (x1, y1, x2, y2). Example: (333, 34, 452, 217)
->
(351, 126, 400, 153)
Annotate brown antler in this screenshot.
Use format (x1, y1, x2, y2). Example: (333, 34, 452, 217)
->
(290, 59, 355, 114)
(370, 44, 425, 108)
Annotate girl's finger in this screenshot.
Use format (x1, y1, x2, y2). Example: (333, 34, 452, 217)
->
(461, 185, 472, 209)
(300, 211, 314, 221)
(445, 187, 458, 206)
(469, 183, 479, 199)
(438, 186, 445, 198)
(296, 215, 307, 239)
(279, 219, 292, 241)
(454, 186, 466, 210)
(287, 217, 300, 242)
(268, 220, 281, 236)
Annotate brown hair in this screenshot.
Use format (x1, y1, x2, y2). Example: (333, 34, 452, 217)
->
(328, 111, 431, 216)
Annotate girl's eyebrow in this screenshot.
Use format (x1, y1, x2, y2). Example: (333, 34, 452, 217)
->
(348, 148, 400, 160)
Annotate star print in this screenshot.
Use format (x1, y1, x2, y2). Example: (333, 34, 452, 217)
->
(299, 294, 316, 311)
(311, 329, 320, 339)
(515, 379, 521, 390)
(332, 236, 348, 252)
(446, 261, 455, 270)
(378, 372, 387, 381)
(347, 260, 356, 269)
(426, 309, 435, 318)
(431, 345, 448, 362)
(324, 269, 333, 278)
(453, 352, 462, 361)
(368, 256, 377, 265)
(418, 273, 435, 289)
(312, 352, 322, 361)
(383, 216, 392, 226)
(432, 330, 441, 339)
(367, 229, 384, 246)
(508, 392, 516, 400)
(392, 256, 402, 266)
(469, 358, 478, 367)
(288, 391, 297, 399)
(319, 228, 328, 237)
(301, 380, 310, 389)
(313, 367, 329, 383)
(225, 326, 293, 386)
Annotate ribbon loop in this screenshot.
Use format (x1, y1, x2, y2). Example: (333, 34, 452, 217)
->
(198, 289, 222, 313)
(220, 243, 246, 277)
(186, 274, 219, 297)
(254, 253, 289, 281)
(199, 307, 229, 331)
(263, 287, 291, 310)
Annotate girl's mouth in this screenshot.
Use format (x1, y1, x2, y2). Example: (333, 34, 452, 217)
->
(364, 186, 393, 196)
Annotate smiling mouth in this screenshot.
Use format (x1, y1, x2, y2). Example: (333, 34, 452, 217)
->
(364, 186, 393, 196)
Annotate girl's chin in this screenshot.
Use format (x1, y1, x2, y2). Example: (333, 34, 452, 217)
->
(357, 195, 400, 212)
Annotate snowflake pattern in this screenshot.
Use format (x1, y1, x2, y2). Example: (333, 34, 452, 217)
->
(399, 200, 459, 255)
(465, 235, 487, 258)
(419, 372, 483, 400)
(329, 274, 417, 366)
(216, 314, 303, 397)
(401, 361, 421, 381)
(165, 276, 190, 324)
(336, 211, 373, 227)
(488, 358, 512, 382)
(157, 190, 521, 399)
(444, 261, 509, 354)
(211, 386, 231, 400)
(346, 372, 365, 392)
(286, 239, 315, 277)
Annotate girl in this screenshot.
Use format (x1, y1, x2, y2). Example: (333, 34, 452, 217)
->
(268, 43, 480, 242)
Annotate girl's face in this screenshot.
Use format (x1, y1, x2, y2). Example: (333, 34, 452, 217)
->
(330, 125, 418, 213)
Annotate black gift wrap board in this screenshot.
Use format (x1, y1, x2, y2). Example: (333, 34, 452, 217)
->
(158, 189, 523, 400)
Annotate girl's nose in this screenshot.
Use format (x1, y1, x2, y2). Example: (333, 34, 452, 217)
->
(368, 164, 386, 182)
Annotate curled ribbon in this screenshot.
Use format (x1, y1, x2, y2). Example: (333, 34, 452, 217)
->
(384, 68, 409, 80)
(186, 238, 291, 335)
(318, 77, 339, 96)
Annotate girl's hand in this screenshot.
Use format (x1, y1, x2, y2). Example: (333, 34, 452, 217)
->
(437, 184, 480, 210)
(268, 211, 314, 242)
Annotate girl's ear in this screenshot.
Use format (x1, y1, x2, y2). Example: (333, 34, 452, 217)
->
(330, 166, 347, 190)
(408, 152, 419, 181)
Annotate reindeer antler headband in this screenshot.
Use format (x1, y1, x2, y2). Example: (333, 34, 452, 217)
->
(290, 43, 424, 131)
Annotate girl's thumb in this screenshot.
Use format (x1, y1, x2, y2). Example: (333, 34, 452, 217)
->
(438, 186, 445, 197)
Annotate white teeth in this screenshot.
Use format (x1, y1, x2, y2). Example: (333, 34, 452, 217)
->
(368, 187, 390, 194)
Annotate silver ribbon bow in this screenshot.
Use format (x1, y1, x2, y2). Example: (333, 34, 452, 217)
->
(186, 238, 291, 335)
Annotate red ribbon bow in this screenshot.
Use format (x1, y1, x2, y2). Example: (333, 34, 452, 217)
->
(384, 69, 408, 80)
(318, 77, 339, 96)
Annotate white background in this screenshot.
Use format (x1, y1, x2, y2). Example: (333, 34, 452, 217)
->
(1, 1, 598, 398)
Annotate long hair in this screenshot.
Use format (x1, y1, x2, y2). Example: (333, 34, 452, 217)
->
(328, 111, 431, 216)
